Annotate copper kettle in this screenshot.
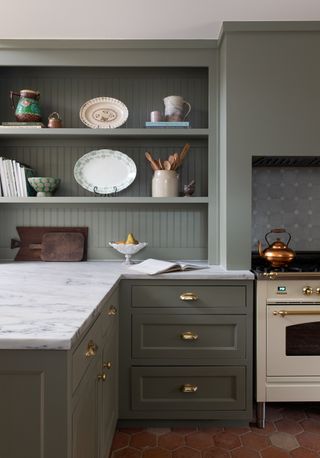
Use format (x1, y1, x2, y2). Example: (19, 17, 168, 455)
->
(258, 228, 296, 268)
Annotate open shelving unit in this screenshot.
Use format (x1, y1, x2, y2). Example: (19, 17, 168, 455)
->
(0, 45, 218, 262)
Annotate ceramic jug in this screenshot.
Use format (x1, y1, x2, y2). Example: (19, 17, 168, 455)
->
(10, 89, 42, 122)
(163, 95, 191, 122)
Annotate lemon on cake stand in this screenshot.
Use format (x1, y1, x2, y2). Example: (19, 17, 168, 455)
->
(109, 233, 147, 265)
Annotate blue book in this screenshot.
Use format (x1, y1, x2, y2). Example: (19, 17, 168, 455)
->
(145, 121, 190, 128)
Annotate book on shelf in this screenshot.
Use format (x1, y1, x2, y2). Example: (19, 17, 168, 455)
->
(0, 122, 45, 128)
(0, 157, 36, 197)
(145, 121, 190, 128)
(129, 258, 207, 275)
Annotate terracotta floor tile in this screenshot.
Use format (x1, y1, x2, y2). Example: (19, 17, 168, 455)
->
(142, 447, 172, 458)
(198, 427, 224, 435)
(112, 432, 131, 451)
(130, 432, 157, 450)
(250, 421, 276, 436)
(214, 432, 241, 450)
(265, 404, 284, 421)
(275, 419, 304, 435)
(171, 427, 197, 436)
(202, 447, 230, 457)
(260, 447, 290, 458)
(269, 432, 299, 451)
(300, 419, 320, 434)
(223, 427, 251, 436)
(291, 447, 320, 458)
(119, 428, 145, 434)
(172, 446, 201, 458)
(307, 408, 320, 422)
(241, 431, 269, 450)
(113, 447, 142, 458)
(231, 447, 260, 458)
(282, 408, 307, 422)
(186, 432, 214, 450)
(297, 431, 320, 451)
(147, 428, 172, 436)
(158, 433, 185, 450)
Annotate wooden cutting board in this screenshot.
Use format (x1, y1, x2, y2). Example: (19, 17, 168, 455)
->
(11, 227, 88, 261)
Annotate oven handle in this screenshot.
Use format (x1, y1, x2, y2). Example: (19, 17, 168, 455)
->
(273, 310, 320, 317)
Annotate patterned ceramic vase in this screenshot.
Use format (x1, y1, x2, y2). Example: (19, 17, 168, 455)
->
(28, 177, 60, 197)
(10, 89, 42, 122)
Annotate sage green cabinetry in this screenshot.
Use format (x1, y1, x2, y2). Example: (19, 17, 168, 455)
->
(0, 288, 119, 458)
(119, 280, 253, 421)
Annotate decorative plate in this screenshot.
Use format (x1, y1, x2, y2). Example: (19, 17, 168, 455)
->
(79, 97, 129, 129)
(74, 149, 137, 194)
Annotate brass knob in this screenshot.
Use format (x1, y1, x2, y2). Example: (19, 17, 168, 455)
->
(180, 331, 198, 341)
(180, 292, 198, 301)
(181, 384, 198, 393)
(303, 286, 313, 296)
(85, 340, 98, 357)
(103, 361, 112, 369)
(108, 305, 117, 316)
(97, 373, 107, 381)
(316, 288, 320, 295)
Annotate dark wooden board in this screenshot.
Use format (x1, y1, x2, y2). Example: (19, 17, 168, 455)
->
(40, 232, 85, 262)
(11, 227, 88, 261)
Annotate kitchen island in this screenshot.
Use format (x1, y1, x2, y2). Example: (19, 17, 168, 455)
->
(0, 262, 253, 458)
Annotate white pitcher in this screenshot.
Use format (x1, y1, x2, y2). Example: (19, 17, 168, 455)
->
(163, 95, 191, 122)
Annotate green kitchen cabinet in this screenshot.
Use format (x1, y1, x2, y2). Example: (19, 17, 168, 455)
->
(119, 279, 253, 422)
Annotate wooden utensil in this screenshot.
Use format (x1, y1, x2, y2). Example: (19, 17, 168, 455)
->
(163, 160, 171, 170)
(145, 152, 159, 171)
(11, 226, 88, 261)
(173, 152, 180, 169)
(179, 143, 190, 164)
(158, 158, 164, 170)
(168, 155, 175, 167)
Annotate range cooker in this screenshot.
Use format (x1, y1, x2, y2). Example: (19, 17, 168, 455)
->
(253, 252, 320, 428)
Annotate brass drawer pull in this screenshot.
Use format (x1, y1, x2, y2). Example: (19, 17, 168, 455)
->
(103, 361, 112, 370)
(180, 292, 198, 301)
(108, 305, 117, 316)
(181, 331, 198, 341)
(97, 373, 107, 382)
(85, 340, 98, 357)
(273, 309, 320, 317)
(181, 384, 198, 393)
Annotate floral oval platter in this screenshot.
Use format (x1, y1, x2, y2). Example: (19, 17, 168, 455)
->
(79, 97, 129, 129)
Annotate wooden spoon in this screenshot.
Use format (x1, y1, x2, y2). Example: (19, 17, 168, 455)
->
(173, 152, 180, 169)
(145, 152, 159, 171)
(168, 155, 175, 167)
(179, 143, 190, 164)
(158, 158, 164, 170)
(163, 160, 171, 170)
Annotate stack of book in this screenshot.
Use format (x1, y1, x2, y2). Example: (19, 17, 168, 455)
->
(145, 121, 190, 128)
(0, 122, 45, 129)
(0, 157, 36, 197)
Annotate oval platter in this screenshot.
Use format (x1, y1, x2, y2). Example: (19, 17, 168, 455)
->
(74, 149, 137, 194)
(79, 96, 129, 129)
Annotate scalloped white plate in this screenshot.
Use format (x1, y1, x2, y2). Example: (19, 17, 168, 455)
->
(74, 149, 136, 194)
(79, 97, 129, 129)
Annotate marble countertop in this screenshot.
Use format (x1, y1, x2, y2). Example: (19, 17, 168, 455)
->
(0, 261, 253, 350)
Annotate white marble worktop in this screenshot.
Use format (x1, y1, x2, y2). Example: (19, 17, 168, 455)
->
(0, 261, 253, 350)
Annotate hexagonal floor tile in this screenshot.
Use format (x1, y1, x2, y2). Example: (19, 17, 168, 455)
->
(185, 432, 213, 450)
(158, 432, 185, 450)
(214, 432, 241, 450)
(241, 431, 269, 450)
(142, 447, 171, 458)
(297, 431, 320, 451)
(269, 432, 299, 451)
(113, 447, 142, 458)
(172, 446, 201, 458)
(275, 419, 303, 435)
(130, 431, 157, 450)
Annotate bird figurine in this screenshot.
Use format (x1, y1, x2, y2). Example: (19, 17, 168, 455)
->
(183, 180, 195, 197)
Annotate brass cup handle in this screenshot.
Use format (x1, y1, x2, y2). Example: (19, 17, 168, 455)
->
(103, 361, 112, 369)
(85, 340, 98, 357)
(108, 305, 117, 316)
(97, 373, 107, 381)
(181, 384, 198, 393)
(181, 331, 198, 341)
(180, 292, 198, 301)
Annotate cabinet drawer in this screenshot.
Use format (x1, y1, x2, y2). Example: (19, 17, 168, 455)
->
(72, 317, 102, 392)
(131, 285, 247, 309)
(132, 314, 246, 360)
(102, 289, 119, 338)
(131, 366, 246, 411)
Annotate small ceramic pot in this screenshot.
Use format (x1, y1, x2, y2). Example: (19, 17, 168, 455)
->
(152, 170, 179, 197)
(28, 177, 60, 197)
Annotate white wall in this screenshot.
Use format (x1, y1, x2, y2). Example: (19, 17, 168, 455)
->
(1, 0, 320, 39)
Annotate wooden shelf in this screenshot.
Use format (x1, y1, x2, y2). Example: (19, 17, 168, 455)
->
(0, 128, 209, 139)
(0, 197, 209, 204)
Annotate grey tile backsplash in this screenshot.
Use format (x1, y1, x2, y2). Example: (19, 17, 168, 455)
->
(252, 167, 320, 251)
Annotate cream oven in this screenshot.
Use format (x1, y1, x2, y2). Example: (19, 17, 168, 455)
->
(256, 273, 320, 427)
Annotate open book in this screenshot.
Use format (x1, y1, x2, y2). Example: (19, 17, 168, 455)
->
(129, 258, 207, 275)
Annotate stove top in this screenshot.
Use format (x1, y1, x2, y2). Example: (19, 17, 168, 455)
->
(252, 251, 320, 279)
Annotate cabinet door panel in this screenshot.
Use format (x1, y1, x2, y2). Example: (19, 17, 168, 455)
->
(132, 366, 246, 412)
(132, 285, 247, 309)
(132, 314, 246, 360)
(72, 359, 100, 458)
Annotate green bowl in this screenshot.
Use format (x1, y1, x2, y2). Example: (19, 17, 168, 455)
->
(28, 177, 60, 197)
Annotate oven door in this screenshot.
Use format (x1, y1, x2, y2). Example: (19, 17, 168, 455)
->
(267, 304, 320, 376)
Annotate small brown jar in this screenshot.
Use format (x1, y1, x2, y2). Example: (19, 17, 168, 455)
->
(48, 112, 62, 128)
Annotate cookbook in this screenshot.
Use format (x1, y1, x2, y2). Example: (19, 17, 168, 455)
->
(129, 258, 207, 275)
